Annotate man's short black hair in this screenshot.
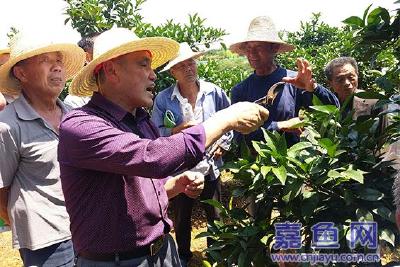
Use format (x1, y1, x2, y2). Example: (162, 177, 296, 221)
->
(324, 57, 358, 81)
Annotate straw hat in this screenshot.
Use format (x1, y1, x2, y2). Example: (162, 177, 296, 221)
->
(69, 28, 179, 96)
(0, 47, 10, 56)
(0, 31, 85, 96)
(229, 16, 294, 55)
(161, 42, 205, 72)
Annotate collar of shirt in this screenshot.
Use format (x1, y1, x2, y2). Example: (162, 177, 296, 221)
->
(90, 92, 148, 123)
(170, 79, 214, 103)
(14, 94, 69, 121)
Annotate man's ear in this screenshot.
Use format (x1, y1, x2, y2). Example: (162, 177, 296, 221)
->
(327, 79, 334, 90)
(270, 43, 281, 54)
(12, 66, 28, 83)
(169, 68, 177, 79)
(102, 61, 118, 81)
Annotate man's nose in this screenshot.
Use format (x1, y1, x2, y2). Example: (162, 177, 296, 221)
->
(149, 69, 157, 81)
(344, 78, 352, 86)
(52, 61, 63, 72)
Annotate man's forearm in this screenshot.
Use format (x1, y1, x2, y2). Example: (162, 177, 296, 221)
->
(0, 187, 10, 225)
(164, 177, 182, 199)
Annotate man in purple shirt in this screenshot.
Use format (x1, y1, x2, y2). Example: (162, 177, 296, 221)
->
(58, 28, 269, 267)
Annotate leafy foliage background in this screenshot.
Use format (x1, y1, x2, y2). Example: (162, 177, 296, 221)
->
(62, 1, 400, 265)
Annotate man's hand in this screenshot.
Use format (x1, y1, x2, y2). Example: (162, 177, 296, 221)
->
(282, 58, 317, 92)
(0, 187, 10, 225)
(277, 117, 304, 135)
(212, 146, 225, 160)
(219, 102, 269, 134)
(171, 121, 197, 135)
(165, 171, 204, 199)
(202, 102, 269, 148)
(0, 93, 6, 111)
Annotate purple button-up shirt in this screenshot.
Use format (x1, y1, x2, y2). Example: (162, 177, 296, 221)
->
(58, 93, 206, 253)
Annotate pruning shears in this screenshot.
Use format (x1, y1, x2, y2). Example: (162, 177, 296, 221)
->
(253, 81, 285, 108)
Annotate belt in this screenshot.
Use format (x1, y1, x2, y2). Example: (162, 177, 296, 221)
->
(79, 235, 165, 262)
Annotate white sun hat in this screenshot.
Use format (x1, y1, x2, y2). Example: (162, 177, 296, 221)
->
(0, 30, 85, 96)
(160, 42, 205, 72)
(229, 16, 295, 55)
(69, 27, 179, 96)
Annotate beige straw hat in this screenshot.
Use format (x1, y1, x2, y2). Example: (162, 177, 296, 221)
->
(161, 42, 205, 72)
(69, 28, 179, 96)
(0, 47, 10, 55)
(0, 31, 85, 96)
(229, 16, 295, 55)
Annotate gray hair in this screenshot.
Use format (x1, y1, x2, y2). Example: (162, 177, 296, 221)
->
(77, 32, 101, 53)
(393, 172, 400, 209)
(324, 57, 358, 81)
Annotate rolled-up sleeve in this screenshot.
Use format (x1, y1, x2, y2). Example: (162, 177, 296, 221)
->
(0, 123, 19, 188)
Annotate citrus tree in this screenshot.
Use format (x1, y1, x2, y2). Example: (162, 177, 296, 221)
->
(63, 0, 228, 93)
(199, 4, 400, 266)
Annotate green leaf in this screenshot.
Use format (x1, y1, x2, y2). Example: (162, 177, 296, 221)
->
(358, 188, 384, 201)
(319, 138, 338, 157)
(230, 208, 248, 221)
(327, 170, 341, 179)
(201, 260, 212, 267)
(302, 192, 319, 219)
(342, 16, 364, 27)
(372, 206, 395, 223)
(379, 229, 395, 246)
(362, 4, 373, 23)
(195, 231, 213, 238)
(367, 7, 390, 25)
(252, 142, 267, 157)
(282, 179, 303, 203)
(312, 94, 323, 105)
(356, 208, 373, 221)
(260, 166, 272, 177)
(262, 129, 277, 155)
(309, 105, 338, 114)
(272, 166, 287, 185)
(342, 169, 364, 184)
(240, 139, 252, 160)
(260, 234, 274, 245)
(343, 189, 354, 205)
(202, 199, 228, 214)
(238, 251, 248, 267)
(287, 142, 313, 157)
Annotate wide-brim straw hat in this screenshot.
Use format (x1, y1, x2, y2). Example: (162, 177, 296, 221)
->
(229, 16, 295, 55)
(0, 31, 85, 96)
(161, 42, 205, 72)
(0, 47, 10, 55)
(69, 28, 179, 96)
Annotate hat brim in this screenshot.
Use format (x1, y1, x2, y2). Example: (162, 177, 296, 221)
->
(160, 51, 205, 72)
(0, 48, 10, 55)
(229, 40, 295, 55)
(0, 44, 85, 96)
(69, 37, 179, 97)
